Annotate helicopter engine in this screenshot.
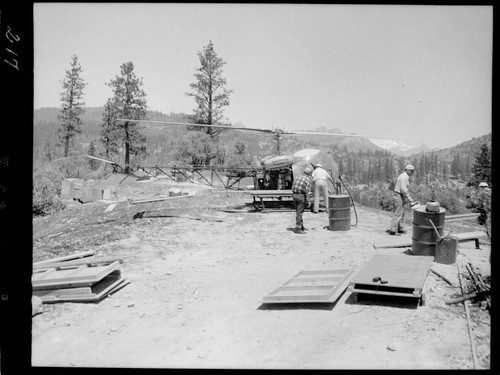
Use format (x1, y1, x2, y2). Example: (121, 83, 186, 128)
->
(256, 149, 339, 192)
(257, 155, 294, 190)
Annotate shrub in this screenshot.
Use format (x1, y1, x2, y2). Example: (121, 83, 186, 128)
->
(378, 190, 396, 212)
(433, 190, 468, 214)
(33, 164, 66, 216)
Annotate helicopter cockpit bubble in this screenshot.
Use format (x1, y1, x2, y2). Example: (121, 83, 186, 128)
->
(291, 149, 339, 194)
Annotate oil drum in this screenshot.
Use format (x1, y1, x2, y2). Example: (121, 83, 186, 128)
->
(411, 204, 446, 256)
(328, 194, 351, 231)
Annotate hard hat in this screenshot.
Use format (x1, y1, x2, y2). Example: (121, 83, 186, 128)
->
(315, 163, 322, 168)
(304, 167, 312, 174)
(479, 182, 489, 188)
(405, 165, 415, 171)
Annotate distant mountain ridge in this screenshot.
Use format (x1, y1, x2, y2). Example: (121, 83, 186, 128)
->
(369, 138, 432, 156)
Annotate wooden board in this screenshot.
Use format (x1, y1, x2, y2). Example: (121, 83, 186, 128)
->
(373, 230, 488, 249)
(251, 190, 293, 197)
(33, 255, 123, 272)
(445, 213, 480, 221)
(453, 231, 488, 249)
(33, 275, 128, 303)
(32, 262, 121, 290)
(263, 269, 355, 303)
(347, 254, 433, 298)
(131, 194, 193, 204)
(33, 250, 96, 265)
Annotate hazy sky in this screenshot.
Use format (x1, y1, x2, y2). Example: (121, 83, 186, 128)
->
(34, 3, 492, 149)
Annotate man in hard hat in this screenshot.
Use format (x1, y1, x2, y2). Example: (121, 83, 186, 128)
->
(311, 163, 334, 214)
(291, 167, 313, 234)
(389, 165, 417, 236)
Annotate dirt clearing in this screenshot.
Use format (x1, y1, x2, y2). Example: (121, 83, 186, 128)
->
(31, 179, 491, 369)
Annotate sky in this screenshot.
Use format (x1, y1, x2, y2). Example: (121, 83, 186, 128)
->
(33, 3, 492, 149)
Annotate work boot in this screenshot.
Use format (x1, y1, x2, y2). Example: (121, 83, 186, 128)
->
(398, 229, 407, 234)
(388, 231, 401, 236)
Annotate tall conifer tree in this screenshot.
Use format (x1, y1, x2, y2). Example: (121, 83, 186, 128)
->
(107, 62, 147, 172)
(186, 41, 234, 138)
(58, 55, 86, 157)
(469, 143, 491, 186)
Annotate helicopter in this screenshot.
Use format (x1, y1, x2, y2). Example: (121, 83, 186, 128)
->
(116, 118, 403, 194)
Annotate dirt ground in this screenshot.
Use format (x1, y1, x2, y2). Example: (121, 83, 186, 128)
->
(31, 177, 491, 370)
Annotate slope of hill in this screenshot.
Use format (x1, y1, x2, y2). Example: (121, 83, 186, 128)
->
(33, 108, 491, 178)
(435, 133, 491, 159)
(34, 108, 389, 163)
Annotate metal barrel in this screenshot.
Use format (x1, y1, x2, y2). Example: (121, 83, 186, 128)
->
(411, 205, 446, 256)
(328, 194, 351, 231)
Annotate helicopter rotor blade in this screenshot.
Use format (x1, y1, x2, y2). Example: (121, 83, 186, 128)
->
(117, 119, 408, 140)
(116, 119, 275, 133)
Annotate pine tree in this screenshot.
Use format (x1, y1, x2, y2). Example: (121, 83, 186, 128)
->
(100, 98, 121, 159)
(87, 141, 98, 170)
(43, 140, 54, 162)
(450, 154, 460, 178)
(57, 55, 86, 157)
(186, 41, 234, 138)
(469, 143, 491, 187)
(107, 62, 148, 173)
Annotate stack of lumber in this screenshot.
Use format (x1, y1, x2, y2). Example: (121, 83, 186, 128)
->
(32, 251, 129, 303)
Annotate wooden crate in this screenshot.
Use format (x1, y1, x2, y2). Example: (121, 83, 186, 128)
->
(263, 269, 355, 303)
(347, 254, 434, 299)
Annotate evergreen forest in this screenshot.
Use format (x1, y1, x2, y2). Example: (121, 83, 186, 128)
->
(33, 106, 492, 217)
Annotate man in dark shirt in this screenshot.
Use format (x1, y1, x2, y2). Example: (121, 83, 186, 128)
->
(291, 167, 312, 234)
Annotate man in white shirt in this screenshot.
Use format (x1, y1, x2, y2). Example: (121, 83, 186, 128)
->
(311, 163, 334, 213)
(389, 164, 416, 235)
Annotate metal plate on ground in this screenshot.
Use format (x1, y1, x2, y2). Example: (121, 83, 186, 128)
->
(263, 269, 355, 303)
(347, 254, 433, 298)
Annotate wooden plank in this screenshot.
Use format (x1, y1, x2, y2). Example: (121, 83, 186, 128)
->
(35, 268, 58, 279)
(292, 270, 348, 276)
(373, 231, 487, 249)
(348, 285, 422, 298)
(453, 231, 487, 241)
(251, 190, 293, 197)
(131, 194, 194, 204)
(33, 250, 96, 265)
(37, 275, 128, 303)
(373, 242, 411, 249)
(33, 255, 124, 271)
(263, 269, 355, 303)
(445, 213, 480, 221)
(32, 262, 121, 290)
(348, 254, 433, 298)
(33, 286, 92, 298)
(276, 285, 335, 291)
(32, 265, 86, 282)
